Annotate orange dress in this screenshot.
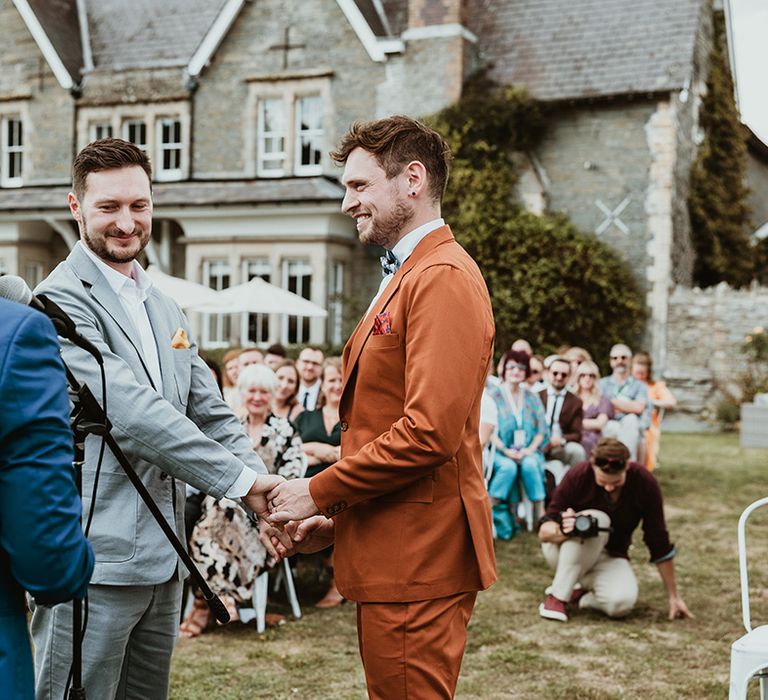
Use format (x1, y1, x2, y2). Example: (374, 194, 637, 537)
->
(644, 381, 675, 471)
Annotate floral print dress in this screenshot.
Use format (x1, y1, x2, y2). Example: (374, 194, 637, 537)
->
(189, 413, 306, 604)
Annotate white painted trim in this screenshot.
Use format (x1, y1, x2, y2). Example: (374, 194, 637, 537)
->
(76, 0, 93, 73)
(11, 0, 74, 89)
(401, 24, 478, 43)
(723, 0, 739, 110)
(335, 0, 404, 61)
(186, 0, 245, 77)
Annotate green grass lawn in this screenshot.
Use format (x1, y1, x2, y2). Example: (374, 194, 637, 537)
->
(169, 433, 768, 699)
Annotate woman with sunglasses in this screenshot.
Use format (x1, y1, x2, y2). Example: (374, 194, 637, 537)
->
(575, 361, 614, 457)
(488, 350, 550, 539)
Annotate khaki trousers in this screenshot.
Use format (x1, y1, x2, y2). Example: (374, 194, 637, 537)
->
(356, 591, 477, 699)
(541, 509, 638, 617)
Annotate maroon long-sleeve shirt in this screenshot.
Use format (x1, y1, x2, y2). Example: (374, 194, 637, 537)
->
(542, 461, 675, 563)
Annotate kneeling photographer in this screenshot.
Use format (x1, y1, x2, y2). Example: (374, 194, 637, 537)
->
(537, 437, 693, 623)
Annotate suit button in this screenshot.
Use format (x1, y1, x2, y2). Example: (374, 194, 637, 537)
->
(340, 421, 349, 431)
(160, 472, 168, 480)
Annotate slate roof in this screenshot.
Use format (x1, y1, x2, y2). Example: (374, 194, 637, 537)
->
(470, 0, 706, 101)
(27, 0, 83, 81)
(0, 178, 345, 213)
(83, 0, 230, 71)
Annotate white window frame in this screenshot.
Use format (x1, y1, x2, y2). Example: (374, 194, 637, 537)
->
(89, 123, 113, 141)
(281, 259, 312, 344)
(257, 98, 287, 176)
(294, 94, 323, 176)
(1, 115, 24, 187)
(122, 119, 148, 151)
(240, 258, 272, 344)
(156, 118, 183, 181)
(201, 259, 232, 348)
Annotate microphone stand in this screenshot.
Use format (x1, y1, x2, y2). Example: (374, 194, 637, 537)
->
(64, 365, 230, 699)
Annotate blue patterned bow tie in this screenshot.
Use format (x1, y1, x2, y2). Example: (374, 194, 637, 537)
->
(380, 249, 400, 278)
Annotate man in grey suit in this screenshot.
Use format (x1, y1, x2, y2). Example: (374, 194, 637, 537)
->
(31, 139, 285, 700)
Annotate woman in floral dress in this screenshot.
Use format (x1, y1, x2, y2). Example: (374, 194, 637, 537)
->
(180, 363, 306, 637)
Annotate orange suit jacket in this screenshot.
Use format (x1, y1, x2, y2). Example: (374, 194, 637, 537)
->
(309, 226, 497, 603)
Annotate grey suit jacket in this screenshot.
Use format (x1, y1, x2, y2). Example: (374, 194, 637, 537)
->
(36, 242, 265, 586)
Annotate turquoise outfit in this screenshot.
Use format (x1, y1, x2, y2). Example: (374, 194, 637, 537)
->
(488, 384, 549, 539)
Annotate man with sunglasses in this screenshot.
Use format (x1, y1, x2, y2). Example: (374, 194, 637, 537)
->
(537, 438, 692, 623)
(599, 344, 650, 461)
(539, 357, 585, 470)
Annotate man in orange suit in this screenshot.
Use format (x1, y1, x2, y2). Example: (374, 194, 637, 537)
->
(268, 115, 496, 699)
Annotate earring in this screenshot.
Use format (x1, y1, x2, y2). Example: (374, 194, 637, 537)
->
(410, 191, 416, 197)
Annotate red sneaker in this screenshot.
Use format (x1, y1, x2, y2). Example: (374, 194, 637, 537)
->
(539, 594, 568, 622)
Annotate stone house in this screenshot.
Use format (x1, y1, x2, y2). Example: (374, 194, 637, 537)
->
(0, 0, 762, 369)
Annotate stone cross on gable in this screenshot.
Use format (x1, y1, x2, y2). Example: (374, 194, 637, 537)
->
(269, 26, 306, 70)
(595, 196, 632, 236)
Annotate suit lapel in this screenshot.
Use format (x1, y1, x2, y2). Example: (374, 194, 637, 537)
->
(144, 290, 174, 401)
(340, 226, 455, 399)
(68, 244, 156, 388)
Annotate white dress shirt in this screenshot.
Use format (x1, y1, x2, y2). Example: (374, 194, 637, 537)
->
(546, 388, 568, 433)
(298, 380, 321, 411)
(82, 242, 259, 499)
(367, 218, 445, 313)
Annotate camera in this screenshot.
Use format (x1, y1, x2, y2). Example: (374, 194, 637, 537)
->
(568, 514, 607, 538)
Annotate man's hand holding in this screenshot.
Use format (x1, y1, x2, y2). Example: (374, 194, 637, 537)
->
(559, 508, 577, 536)
(243, 474, 285, 519)
(257, 518, 295, 561)
(285, 515, 335, 553)
(267, 478, 320, 524)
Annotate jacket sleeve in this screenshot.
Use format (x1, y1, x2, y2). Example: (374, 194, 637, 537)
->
(310, 263, 494, 510)
(563, 397, 583, 443)
(0, 312, 94, 603)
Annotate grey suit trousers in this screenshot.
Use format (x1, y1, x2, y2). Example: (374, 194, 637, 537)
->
(32, 581, 182, 700)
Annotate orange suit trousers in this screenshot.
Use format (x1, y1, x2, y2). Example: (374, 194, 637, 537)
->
(356, 591, 478, 699)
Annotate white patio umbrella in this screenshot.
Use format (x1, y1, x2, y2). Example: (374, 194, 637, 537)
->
(145, 265, 221, 308)
(188, 276, 327, 317)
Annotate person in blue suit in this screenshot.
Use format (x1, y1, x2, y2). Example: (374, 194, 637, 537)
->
(0, 297, 94, 700)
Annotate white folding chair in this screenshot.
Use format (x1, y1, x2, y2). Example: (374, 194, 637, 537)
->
(729, 496, 768, 699)
(241, 558, 302, 633)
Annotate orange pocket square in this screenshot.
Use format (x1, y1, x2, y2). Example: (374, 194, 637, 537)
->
(171, 327, 190, 349)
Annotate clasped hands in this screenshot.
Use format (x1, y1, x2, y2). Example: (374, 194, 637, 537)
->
(244, 474, 333, 561)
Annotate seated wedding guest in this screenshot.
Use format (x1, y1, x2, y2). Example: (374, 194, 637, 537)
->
(631, 352, 677, 471)
(264, 343, 287, 371)
(273, 360, 304, 423)
(488, 350, 549, 539)
(599, 344, 649, 461)
(222, 348, 242, 411)
(295, 357, 344, 608)
(511, 338, 533, 354)
(575, 361, 614, 457)
(526, 354, 547, 392)
(563, 346, 592, 390)
(540, 357, 585, 470)
(181, 364, 306, 637)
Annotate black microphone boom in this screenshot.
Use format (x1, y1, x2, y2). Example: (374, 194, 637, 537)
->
(0, 275, 103, 363)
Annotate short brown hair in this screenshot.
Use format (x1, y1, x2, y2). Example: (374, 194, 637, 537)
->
(72, 138, 152, 198)
(330, 115, 452, 202)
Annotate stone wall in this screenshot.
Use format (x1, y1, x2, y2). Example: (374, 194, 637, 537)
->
(664, 283, 768, 430)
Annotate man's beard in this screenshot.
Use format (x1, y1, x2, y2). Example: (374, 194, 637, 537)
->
(82, 222, 149, 264)
(359, 197, 415, 250)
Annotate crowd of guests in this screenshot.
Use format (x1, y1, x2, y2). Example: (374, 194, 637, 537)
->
(480, 339, 677, 541)
(179, 338, 678, 634)
(180, 344, 344, 638)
